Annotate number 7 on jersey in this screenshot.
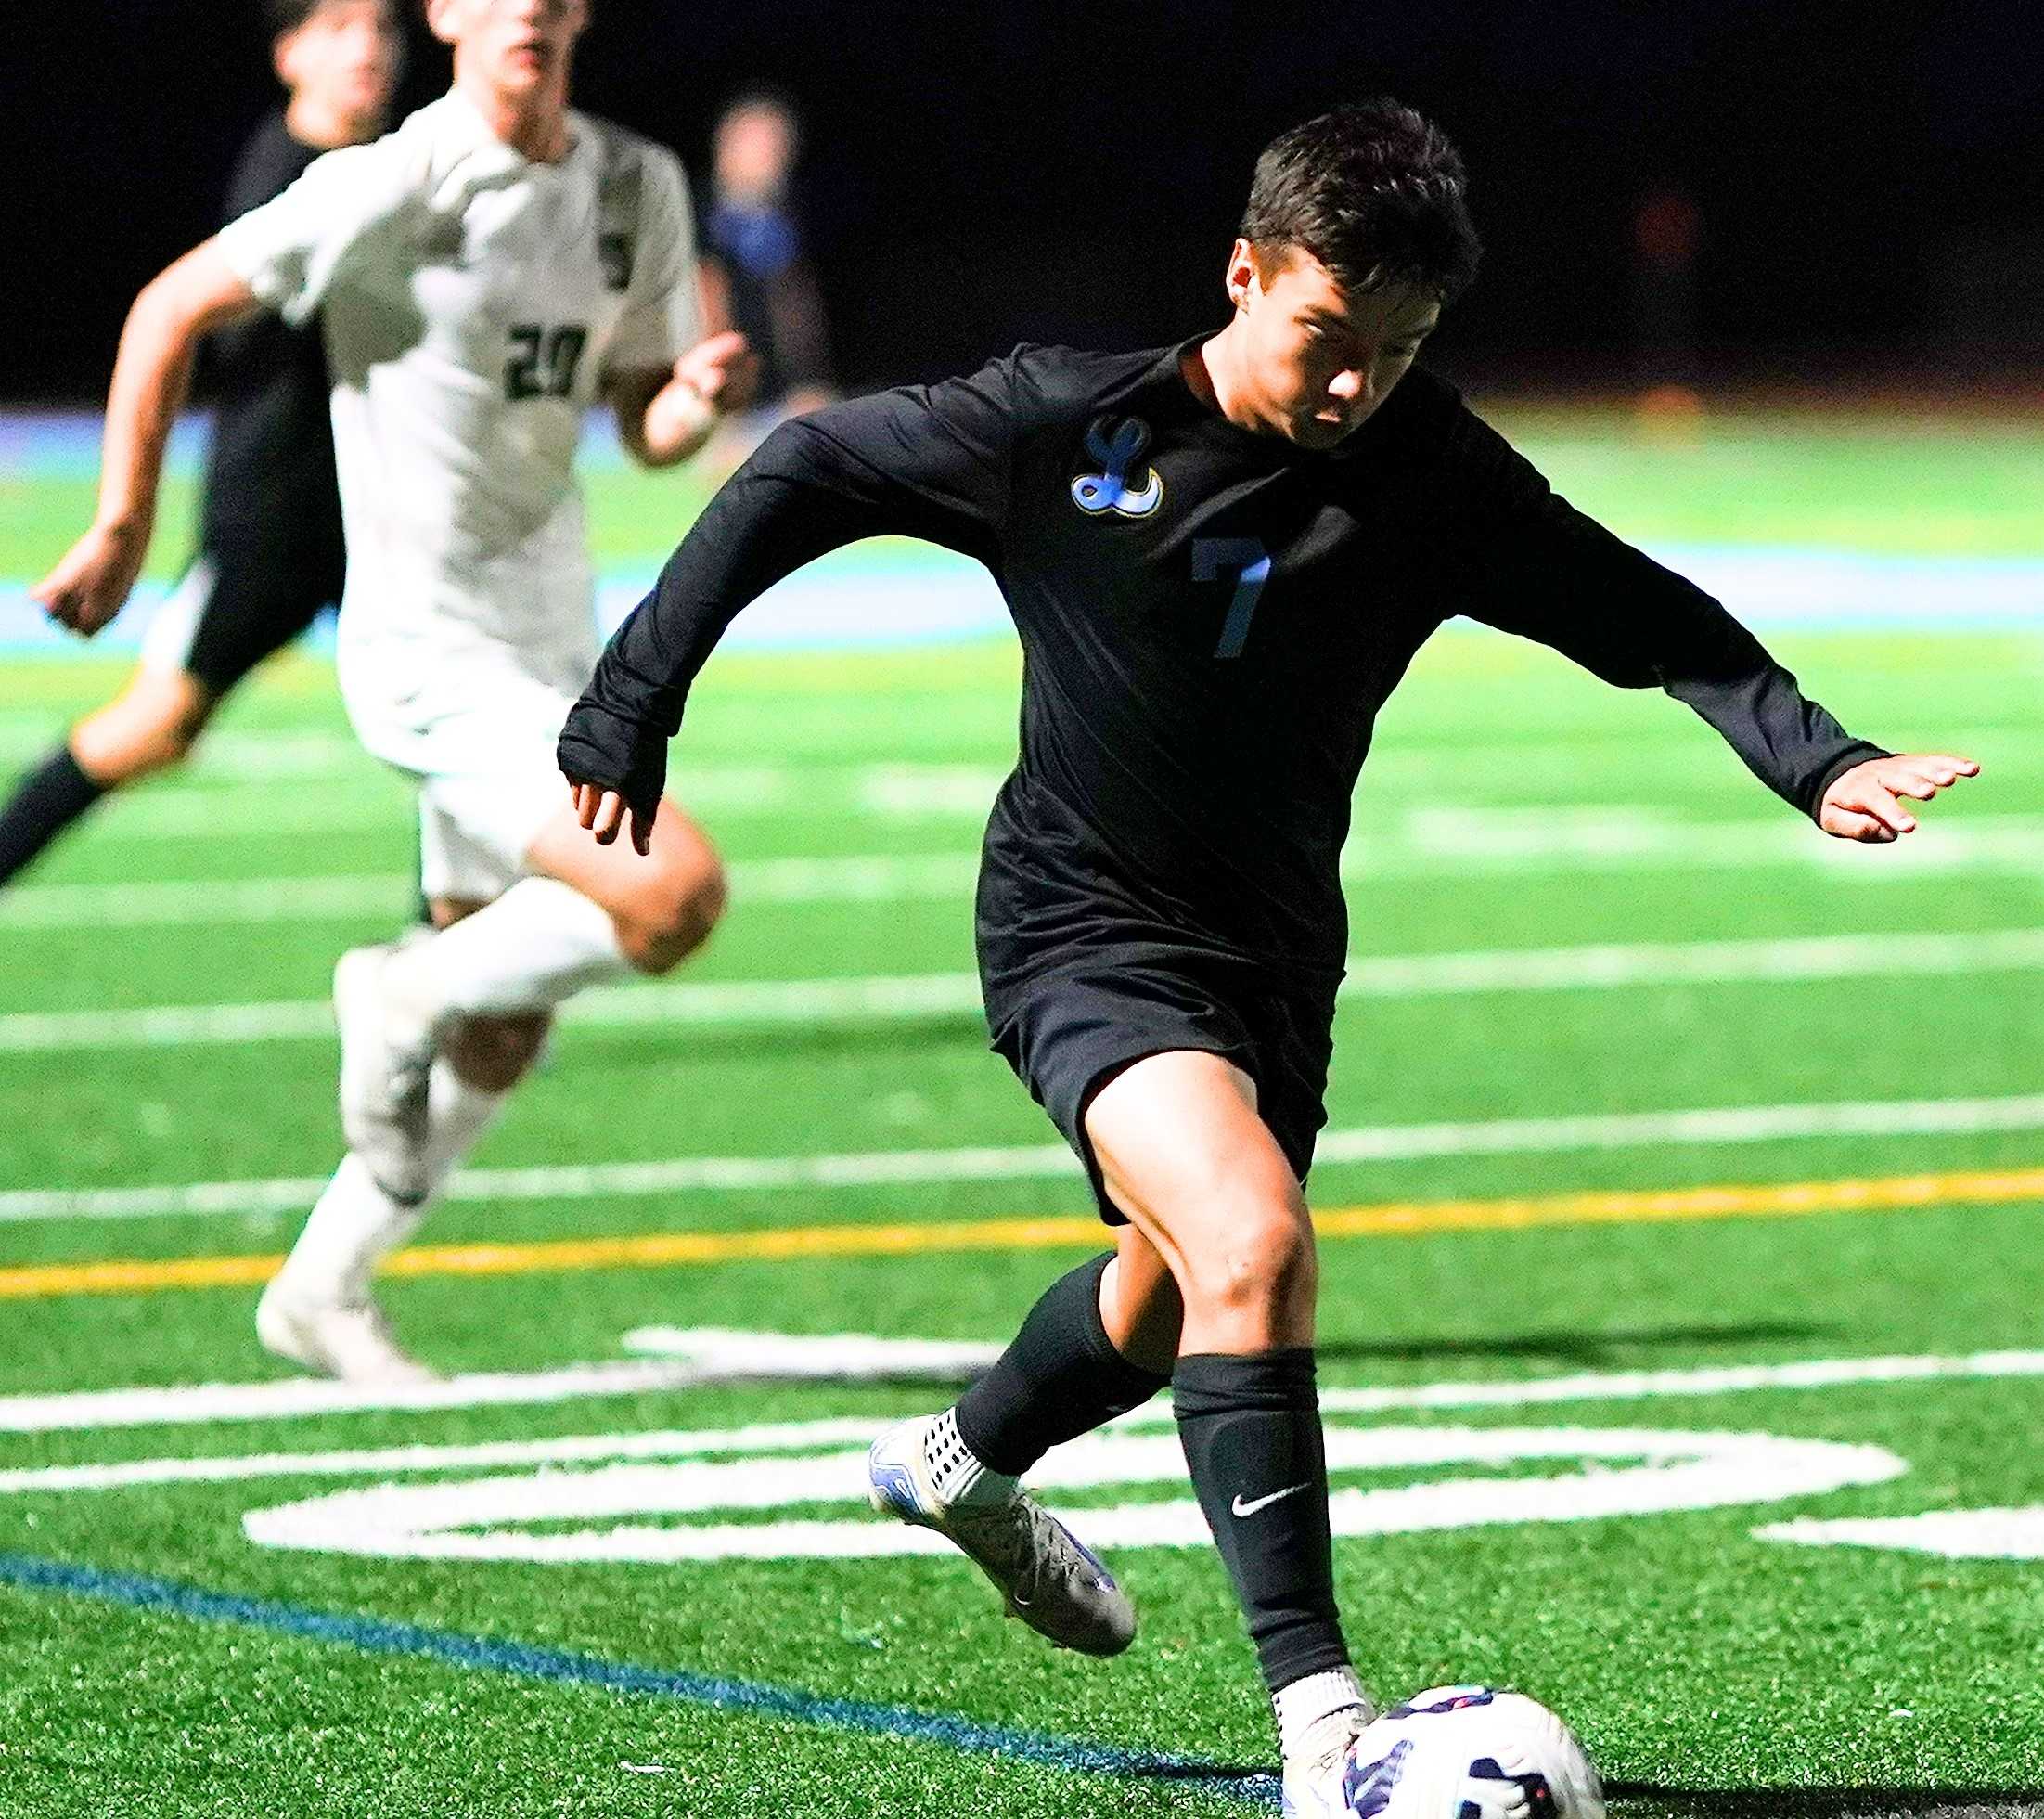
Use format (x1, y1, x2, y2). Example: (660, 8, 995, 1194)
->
(1192, 538, 1272, 660)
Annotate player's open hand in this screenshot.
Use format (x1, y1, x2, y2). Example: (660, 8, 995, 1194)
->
(1818, 753, 1980, 841)
(674, 330, 760, 418)
(570, 780, 655, 858)
(32, 518, 150, 637)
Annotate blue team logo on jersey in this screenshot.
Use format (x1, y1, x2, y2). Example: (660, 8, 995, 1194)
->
(1071, 415, 1165, 518)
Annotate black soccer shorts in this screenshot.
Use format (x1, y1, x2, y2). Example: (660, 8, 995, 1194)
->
(988, 951, 1335, 1224)
(143, 532, 343, 695)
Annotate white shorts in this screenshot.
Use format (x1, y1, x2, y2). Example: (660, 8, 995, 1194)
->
(395, 681, 579, 904)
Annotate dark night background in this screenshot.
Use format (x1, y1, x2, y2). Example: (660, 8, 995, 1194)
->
(6, 1, 2042, 401)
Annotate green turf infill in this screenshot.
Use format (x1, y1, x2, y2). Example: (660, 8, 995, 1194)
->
(0, 1550, 1276, 1809)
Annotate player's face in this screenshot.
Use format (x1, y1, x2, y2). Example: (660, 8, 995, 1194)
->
(1228, 241, 1441, 449)
(277, 0, 401, 123)
(431, 0, 587, 94)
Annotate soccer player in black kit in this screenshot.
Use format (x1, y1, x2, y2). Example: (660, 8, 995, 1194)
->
(559, 104, 1979, 1816)
(0, 0, 399, 885)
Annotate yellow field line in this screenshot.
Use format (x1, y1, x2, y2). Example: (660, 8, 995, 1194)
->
(4, 1165, 2041, 1302)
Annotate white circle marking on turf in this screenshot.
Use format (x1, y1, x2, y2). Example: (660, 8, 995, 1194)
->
(239, 1424, 1904, 1565)
(1755, 1507, 2044, 1559)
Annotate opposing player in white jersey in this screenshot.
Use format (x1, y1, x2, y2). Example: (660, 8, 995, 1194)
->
(36, 0, 754, 1380)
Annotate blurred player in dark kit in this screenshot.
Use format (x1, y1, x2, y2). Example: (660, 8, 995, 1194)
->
(0, 0, 402, 885)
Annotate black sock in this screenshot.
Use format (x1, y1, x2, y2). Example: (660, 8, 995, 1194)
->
(953, 1253, 1172, 1476)
(1174, 1348, 1348, 1696)
(0, 745, 104, 886)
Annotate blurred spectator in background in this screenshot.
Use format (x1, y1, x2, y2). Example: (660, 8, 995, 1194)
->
(1631, 185, 1704, 429)
(700, 89, 836, 457)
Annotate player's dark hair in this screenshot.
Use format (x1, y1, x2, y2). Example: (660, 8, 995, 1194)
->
(718, 84, 802, 129)
(1240, 100, 1482, 302)
(265, 0, 326, 35)
(267, 0, 392, 37)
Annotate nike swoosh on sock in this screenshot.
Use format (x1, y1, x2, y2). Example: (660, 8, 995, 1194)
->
(1230, 1481, 1311, 1518)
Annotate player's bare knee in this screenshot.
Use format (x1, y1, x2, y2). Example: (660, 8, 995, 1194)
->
(443, 1012, 551, 1092)
(1180, 1203, 1316, 1324)
(616, 850, 726, 974)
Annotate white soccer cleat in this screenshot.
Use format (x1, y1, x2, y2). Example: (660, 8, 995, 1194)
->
(1280, 1702, 1382, 1819)
(256, 1279, 438, 1384)
(333, 942, 435, 1206)
(867, 1413, 1137, 1657)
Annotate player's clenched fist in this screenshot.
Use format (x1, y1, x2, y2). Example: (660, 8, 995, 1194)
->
(1819, 753, 1980, 841)
(32, 518, 151, 637)
(673, 329, 759, 416)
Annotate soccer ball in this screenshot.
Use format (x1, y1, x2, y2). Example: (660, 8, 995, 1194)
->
(1341, 1685, 1605, 1819)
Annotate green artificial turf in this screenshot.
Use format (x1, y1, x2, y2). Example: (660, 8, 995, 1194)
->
(1, 409, 2041, 1816)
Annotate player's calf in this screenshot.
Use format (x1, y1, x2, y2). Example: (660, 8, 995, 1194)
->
(611, 845, 726, 974)
(440, 1011, 552, 1093)
(70, 669, 217, 786)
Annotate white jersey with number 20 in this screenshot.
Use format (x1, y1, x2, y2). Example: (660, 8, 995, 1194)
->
(215, 89, 699, 770)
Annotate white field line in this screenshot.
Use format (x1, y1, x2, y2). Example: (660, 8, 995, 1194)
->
(1, 926, 2040, 1053)
(0, 1417, 892, 1490)
(0, 729, 366, 777)
(1756, 1509, 2044, 1558)
(6, 1089, 2044, 1226)
(0, 1333, 1000, 1461)
(0, 855, 983, 930)
(0, 1360, 711, 1437)
(5, 814, 2041, 931)
(4, 1337, 2040, 1443)
(56, 760, 813, 837)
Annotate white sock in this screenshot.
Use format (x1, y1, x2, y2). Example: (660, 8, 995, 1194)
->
(1275, 1667, 1374, 1761)
(423, 1055, 509, 1180)
(275, 1155, 427, 1307)
(278, 1059, 509, 1304)
(395, 877, 627, 1023)
(921, 1407, 1016, 1506)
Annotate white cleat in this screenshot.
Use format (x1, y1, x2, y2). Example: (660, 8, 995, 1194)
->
(867, 1413, 1136, 1657)
(1281, 1703, 1383, 1819)
(256, 1280, 438, 1384)
(334, 942, 435, 1206)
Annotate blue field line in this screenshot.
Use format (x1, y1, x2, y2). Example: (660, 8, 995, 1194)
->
(4, 548, 2040, 660)
(0, 560, 1015, 659)
(0, 1550, 1279, 1806)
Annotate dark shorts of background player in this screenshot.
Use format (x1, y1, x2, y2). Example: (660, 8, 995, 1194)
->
(161, 532, 343, 694)
(988, 952, 1336, 1225)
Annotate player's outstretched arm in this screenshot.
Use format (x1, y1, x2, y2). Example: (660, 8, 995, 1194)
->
(609, 330, 761, 469)
(1817, 752, 1981, 842)
(1434, 402, 1975, 828)
(33, 243, 260, 637)
(561, 362, 1020, 854)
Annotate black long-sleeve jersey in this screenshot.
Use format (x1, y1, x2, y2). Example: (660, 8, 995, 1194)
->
(562, 340, 1883, 1003)
(198, 112, 342, 560)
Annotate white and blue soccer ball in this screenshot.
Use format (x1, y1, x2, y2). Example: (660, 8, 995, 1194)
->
(1341, 1685, 1605, 1819)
